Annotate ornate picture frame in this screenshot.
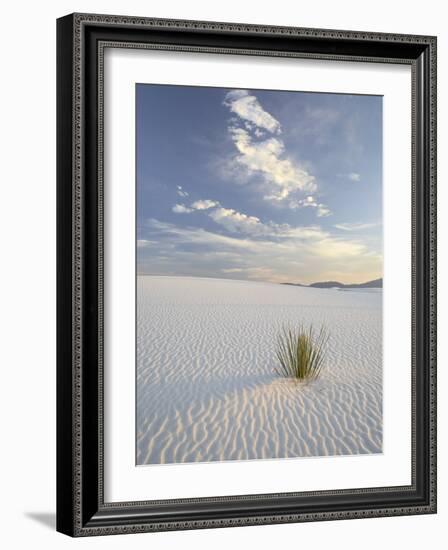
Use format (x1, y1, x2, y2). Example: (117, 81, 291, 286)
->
(57, 13, 436, 536)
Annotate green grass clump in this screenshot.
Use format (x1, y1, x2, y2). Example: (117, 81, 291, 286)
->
(275, 325, 329, 381)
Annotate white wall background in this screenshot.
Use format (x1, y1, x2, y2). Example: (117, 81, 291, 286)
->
(0, 1, 445, 548)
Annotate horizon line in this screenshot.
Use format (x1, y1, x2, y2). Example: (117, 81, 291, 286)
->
(136, 273, 382, 286)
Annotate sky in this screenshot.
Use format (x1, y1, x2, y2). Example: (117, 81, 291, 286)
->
(136, 84, 382, 285)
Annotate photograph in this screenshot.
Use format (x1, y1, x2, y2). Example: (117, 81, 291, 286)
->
(136, 84, 384, 465)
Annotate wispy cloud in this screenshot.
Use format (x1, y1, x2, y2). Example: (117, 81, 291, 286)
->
(191, 199, 219, 211)
(223, 90, 318, 206)
(147, 218, 254, 250)
(316, 205, 331, 217)
(333, 222, 378, 231)
(173, 198, 265, 237)
(176, 185, 189, 197)
(209, 207, 264, 235)
(170, 198, 328, 238)
(337, 172, 361, 182)
(172, 204, 193, 214)
(224, 90, 281, 134)
(174, 199, 220, 213)
(289, 195, 331, 217)
(142, 216, 381, 284)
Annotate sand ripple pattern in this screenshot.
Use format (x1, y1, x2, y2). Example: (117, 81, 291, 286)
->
(137, 276, 382, 464)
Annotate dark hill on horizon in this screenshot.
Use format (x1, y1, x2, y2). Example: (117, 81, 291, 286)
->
(283, 278, 382, 289)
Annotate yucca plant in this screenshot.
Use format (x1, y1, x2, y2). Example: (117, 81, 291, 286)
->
(275, 324, 329, 381)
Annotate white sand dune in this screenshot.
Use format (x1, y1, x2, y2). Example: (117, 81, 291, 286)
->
(137, 276, 382, 465)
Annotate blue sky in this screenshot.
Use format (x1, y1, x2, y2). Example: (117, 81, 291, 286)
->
(136, 84, 382, 284)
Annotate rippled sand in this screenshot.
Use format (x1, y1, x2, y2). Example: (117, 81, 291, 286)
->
(137, 276, 382, 465)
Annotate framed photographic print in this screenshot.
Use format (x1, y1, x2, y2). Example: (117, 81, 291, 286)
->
(56, 13, 437, 536)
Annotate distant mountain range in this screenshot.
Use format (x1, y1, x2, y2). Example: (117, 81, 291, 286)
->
(283, 278, 383, 289)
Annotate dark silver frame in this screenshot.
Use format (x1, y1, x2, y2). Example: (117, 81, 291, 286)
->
(57, 13, 437, 537)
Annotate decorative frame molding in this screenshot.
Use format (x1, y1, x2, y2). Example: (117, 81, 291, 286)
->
(57, 13, 437, 537)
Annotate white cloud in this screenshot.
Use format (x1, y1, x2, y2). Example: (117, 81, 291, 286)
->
(313, 238, 366, 258)
(224, 90, 281, 134)
(173, 199, 220, 213)
(229, 126, 316, 202)
(178, 199, 331, 240)
(172, 204, 193, 214)
(147, 218, 255, 250)
(207, 204, 329, 240)
(209, 207, 263, 235)
(169, 201, 367, 271)
(288, 195, 331, 217)
(278, 225, 326, 240)
(191, 199, 219, 211)
(222, 90, 319, 206)
(176, 185, 189, 197)
(334, 222, 378, 231)
(317, 205, 331, 217)
(145, 217, 381, 284)
(171, 197, 327, 238)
